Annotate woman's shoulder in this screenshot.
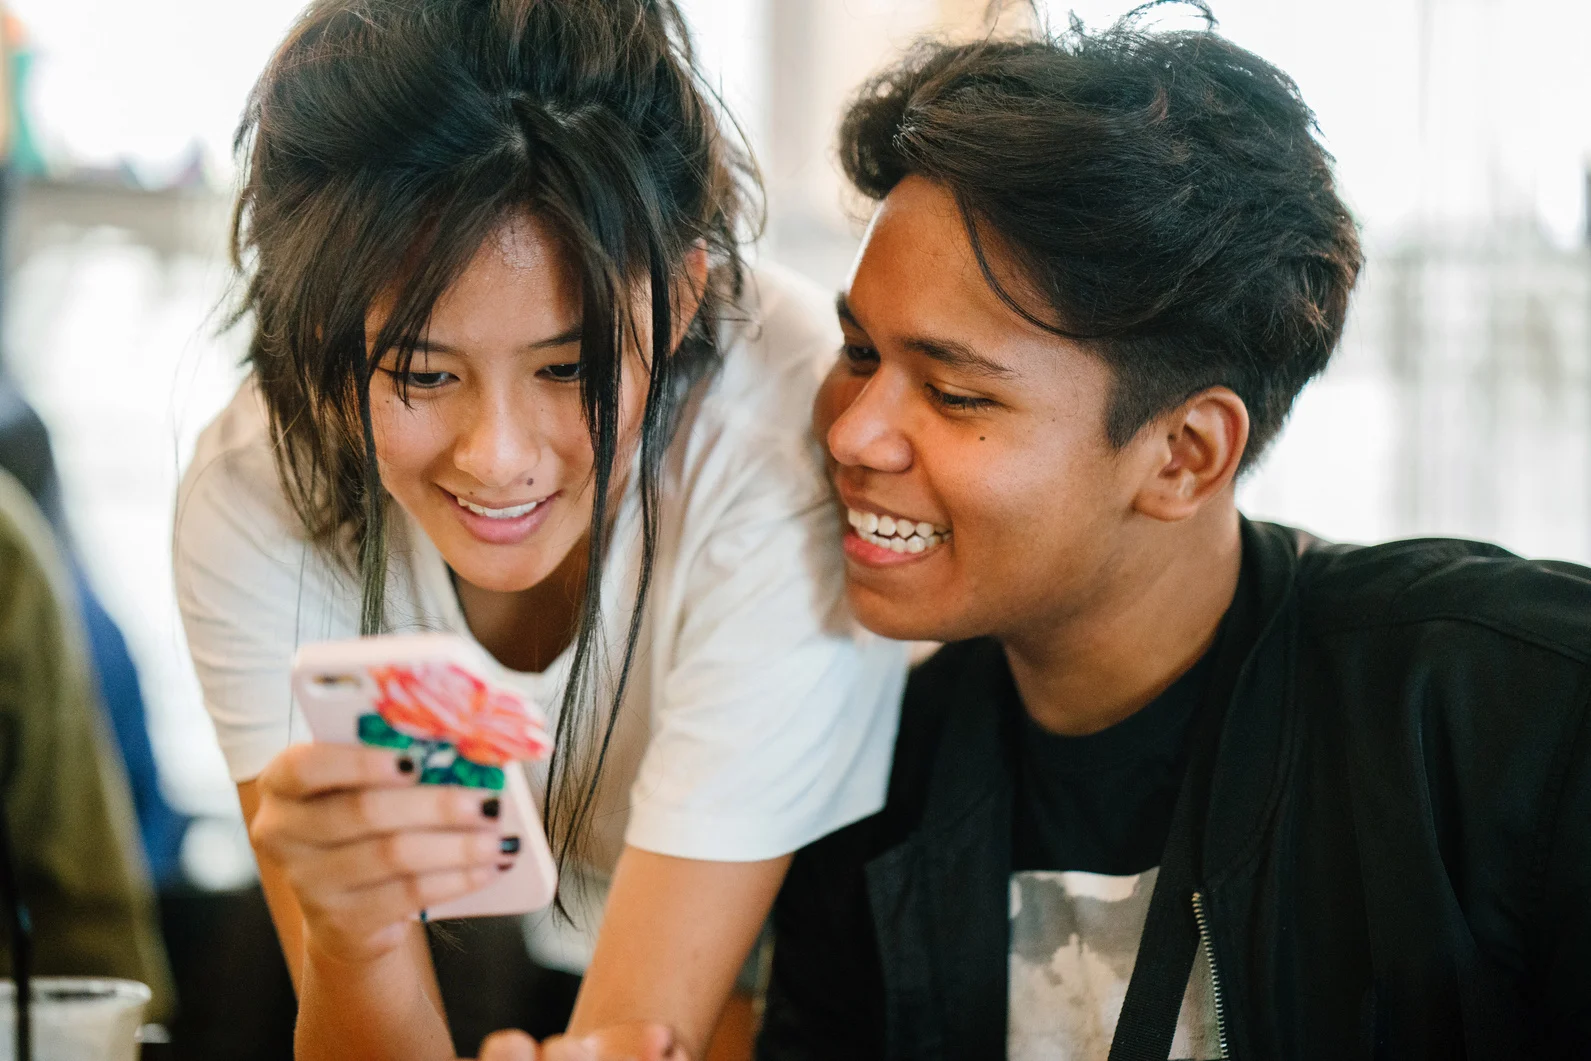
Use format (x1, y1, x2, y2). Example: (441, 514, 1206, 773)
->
(656, 264, 840, 530)
(175, 379, 303, 551)
(701, 262, 840, 436)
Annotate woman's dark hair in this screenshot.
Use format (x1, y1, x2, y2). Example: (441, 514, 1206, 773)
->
(838, 1, 1362, 464)
(231, 0, 757, 889)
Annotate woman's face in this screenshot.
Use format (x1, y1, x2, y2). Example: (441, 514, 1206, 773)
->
(366, 213, 649, 594)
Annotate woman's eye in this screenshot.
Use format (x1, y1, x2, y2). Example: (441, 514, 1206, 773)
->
(841, 343, 879, 370)
(539, 362, 584, 383)
(385, 368, 454, 390)
(926, 383, 994, 411)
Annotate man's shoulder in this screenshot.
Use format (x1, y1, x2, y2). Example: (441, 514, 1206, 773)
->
(1287, 528, 1591, 667)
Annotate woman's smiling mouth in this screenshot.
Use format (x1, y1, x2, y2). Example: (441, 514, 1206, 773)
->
(456, 495, 545, 520)
(446, 488, 559, 545)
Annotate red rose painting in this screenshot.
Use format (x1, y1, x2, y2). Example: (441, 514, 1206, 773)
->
(368, 662, 551, 766)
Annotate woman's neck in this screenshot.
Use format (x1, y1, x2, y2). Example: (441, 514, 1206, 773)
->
(454, 533, 590, 674)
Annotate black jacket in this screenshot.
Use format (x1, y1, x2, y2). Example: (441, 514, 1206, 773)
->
(759, 520, 1591, 1060)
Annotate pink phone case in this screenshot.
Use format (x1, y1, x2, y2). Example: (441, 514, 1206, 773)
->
(291, 633, 559, 920)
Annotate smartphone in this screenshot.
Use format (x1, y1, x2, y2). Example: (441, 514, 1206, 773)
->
(290, 632, 559, 920)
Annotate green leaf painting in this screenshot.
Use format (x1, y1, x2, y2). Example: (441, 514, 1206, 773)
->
(357, 713, 505, 791)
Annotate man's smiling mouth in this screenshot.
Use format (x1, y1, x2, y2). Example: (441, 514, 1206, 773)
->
(846, 507, 950, 555)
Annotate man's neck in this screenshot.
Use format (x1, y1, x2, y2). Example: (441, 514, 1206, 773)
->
(1003, 503, 1243, 737)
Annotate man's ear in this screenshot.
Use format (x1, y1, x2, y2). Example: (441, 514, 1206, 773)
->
(1131, 386, 1250, 522)
(668, 242, 711, 351)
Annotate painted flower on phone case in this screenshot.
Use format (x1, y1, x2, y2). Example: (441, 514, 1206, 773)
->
(368, 662, 551, 766)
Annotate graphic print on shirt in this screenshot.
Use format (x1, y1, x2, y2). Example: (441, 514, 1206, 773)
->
(1009, 868, 1220, 1061)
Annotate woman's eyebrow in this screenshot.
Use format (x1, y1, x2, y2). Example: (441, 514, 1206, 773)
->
(406, 326, 584, 355)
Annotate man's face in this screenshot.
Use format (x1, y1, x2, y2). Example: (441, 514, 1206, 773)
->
(814, 177, 1151, 643)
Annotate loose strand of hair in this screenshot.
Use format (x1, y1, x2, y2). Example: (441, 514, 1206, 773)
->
(355, 365, 387, 636)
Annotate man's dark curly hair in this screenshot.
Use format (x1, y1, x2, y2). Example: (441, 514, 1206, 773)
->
(838, 2, 1363, 465)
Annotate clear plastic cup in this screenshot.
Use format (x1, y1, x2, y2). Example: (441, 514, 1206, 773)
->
(0, 977, 151, 1061)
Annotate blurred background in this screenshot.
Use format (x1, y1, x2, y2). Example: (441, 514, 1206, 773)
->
(1, 0, 1587, 1053)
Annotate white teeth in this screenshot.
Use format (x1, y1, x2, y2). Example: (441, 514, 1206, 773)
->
(845, 507, 950, 557)
(845, 508, 949, 539)
(458, 496, 542, 520)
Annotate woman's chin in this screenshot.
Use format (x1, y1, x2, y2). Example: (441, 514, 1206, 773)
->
(439, 541, 562, 595)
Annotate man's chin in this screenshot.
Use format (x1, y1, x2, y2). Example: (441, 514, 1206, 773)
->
(848, 587, 964, 644)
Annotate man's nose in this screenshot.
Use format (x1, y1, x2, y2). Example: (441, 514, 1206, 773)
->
(826, 371, 913, 475)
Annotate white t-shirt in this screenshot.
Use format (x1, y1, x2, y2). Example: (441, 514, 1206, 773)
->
(174, 264, 906, 962)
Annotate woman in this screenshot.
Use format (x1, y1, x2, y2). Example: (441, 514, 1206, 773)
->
(173, 1, 904, 1057)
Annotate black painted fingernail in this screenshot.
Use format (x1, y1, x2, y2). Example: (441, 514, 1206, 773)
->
(481, 798, 500, 819)
(500, 835, 521, 854)
(397, 756, 415, 774)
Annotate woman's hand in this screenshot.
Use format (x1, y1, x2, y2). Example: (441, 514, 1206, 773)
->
(249, 742, 511, 966)
(475, 1026, 688, 1061)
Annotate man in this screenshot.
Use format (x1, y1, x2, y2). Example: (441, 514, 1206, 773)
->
(758, 16, 1590, 1061)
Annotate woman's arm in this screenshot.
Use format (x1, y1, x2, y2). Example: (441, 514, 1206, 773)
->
(236, 780, 311, 986)
(568, 847, 791, 1059)
(239, 744, 504, 1061)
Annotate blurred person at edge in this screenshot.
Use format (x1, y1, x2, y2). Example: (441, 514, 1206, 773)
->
(759, 9, 1591, 1061)
(171, 0, 904, 1059)
(0, 5, 189, 889)
(0, 467, 174, 1021)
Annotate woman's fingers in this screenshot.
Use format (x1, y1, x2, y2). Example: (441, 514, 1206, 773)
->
(247, 743, 518, 960)
(305, 828, 510, 895)
(265, 782, 498, 849)
(469, 1025, 688, 1061)
(258, 742, 414, 800)
(305, 864, 505, 943)
(475, 1030, 537, 1061)
(548, 1024, 686, 1061)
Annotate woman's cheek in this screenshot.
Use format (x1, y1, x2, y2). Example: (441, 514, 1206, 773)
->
(371, 394, 446, 483)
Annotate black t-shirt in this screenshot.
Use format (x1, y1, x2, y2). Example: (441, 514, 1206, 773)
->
(1009, 648, 1214, 875)
(1000, 646, 1224, 1060)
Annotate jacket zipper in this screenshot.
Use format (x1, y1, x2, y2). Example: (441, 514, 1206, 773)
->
(1190, 890, 1231, 1060)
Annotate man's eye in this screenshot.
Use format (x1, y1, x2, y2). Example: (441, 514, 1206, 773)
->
(925, 383, 994, 411)
(539, 362, 583, 383)
(841, 343, 879, 369)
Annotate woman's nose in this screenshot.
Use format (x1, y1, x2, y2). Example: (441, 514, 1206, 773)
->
(453, 397, 542, 490)
(826, 373, 913, 475)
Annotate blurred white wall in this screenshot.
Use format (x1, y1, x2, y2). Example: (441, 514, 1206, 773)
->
(9, 0, 305, 181)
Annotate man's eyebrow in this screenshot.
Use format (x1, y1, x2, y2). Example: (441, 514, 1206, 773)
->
(408, 326, 583, 355)
(834, 293, 860, 330)
(836, 291, 1016, 379)
(903, 337, 1017, 380)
